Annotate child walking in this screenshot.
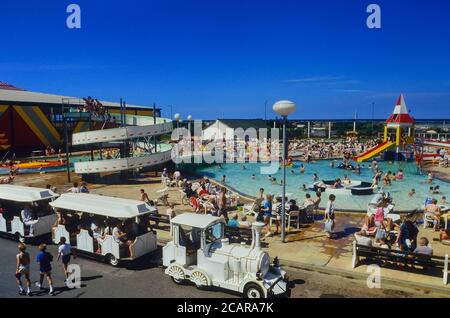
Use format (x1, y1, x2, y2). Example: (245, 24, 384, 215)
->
(324, 194, 336, 238)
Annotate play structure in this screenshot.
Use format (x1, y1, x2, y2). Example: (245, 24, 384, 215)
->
(415, 138, 450, 166)
(354, 95, 415, 162)
(71, 111, 173, 174)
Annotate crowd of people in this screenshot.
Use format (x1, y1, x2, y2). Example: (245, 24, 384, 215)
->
(289, 138, 380, 162)
(174, 137, 283, 163)
(52, 209, 150, 259)
(355, 209, 435, 256)
(78, 97, 112, 122)
(183, 178, 233, 219)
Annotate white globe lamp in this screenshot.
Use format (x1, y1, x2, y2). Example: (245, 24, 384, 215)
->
(273, 100, 296, 117)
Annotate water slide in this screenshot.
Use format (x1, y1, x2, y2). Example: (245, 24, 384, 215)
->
(71, 114, 173, 174)
(354, 141, 395, 162)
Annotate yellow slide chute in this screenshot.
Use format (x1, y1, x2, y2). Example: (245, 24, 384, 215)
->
(354, 141, 395, 162)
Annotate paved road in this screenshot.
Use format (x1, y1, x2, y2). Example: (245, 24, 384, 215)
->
(0, 238, 447, 298)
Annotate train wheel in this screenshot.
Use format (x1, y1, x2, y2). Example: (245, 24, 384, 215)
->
(168, 265, 186, 285)
(244, 283, 265, 298)
(190, 270, 209, 289)
(107, 254, 119, 267)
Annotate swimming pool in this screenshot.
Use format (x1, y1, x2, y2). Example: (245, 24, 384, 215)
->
(190, 160, 449, 212)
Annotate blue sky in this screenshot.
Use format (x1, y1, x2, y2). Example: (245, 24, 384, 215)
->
(1, 0, 449, 119)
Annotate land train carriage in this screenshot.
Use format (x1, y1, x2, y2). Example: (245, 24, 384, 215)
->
(0, 185, 59, 243)
(49, 193, 158, 267)
(163, 214, 288, 298)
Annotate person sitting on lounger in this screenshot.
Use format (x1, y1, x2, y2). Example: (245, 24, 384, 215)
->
(413, 237, 433, 256)
(198, 185, 210, 198)
(227, 214, 240, 228)
(425, 199, 441, 231)
(440, 229, 450, 242)
(239, 215, 251, 228)
(357, 214, 376, 236)
(190, 194, 200, 213)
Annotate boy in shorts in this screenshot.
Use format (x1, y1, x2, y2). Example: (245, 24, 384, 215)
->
(36, 244, 54, 295)
(57, 237, 75, 283)
(15, 243, 31, 296)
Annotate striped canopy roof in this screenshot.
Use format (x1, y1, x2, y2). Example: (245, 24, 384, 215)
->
(386, 94, 414, 126)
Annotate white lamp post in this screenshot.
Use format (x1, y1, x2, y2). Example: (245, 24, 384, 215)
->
(273, 100, 297, 243)
(187, 115, 193, 154)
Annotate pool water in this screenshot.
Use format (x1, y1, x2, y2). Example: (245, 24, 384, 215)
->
(191, 160, 449, 212)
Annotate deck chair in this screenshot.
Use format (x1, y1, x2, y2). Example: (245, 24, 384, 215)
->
(423, 213, 437, 229)
(156, 187, 170, 206)
(243, 198, 263, 216)
(179, 190, 189, 205)
(287, 210, 301, 231)
(305, 204, 315, 223)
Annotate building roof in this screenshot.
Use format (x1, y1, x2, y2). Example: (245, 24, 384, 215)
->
(205, 119, 269, 130)
(49, 193, 153, 219)
(0, 83, 156, 110)
(386, 94, 414, 126)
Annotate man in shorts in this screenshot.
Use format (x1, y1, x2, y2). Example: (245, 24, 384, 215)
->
(57, 237, 75, 283)
(15, 243, 31, 296)
(36, 244, 55, 295)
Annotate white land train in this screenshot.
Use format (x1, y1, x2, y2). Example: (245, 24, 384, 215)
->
(0, 185, 59, 243)
(50, 193, 158, 266)
(163, 213, 289, 298)
(72, 115, 173, 174)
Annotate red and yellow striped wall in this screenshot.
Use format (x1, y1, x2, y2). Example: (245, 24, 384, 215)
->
(0, 105, 61, 150)
(13, 106, 61, 147)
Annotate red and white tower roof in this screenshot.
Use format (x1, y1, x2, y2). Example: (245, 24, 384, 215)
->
(386, 94, 414, 127)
